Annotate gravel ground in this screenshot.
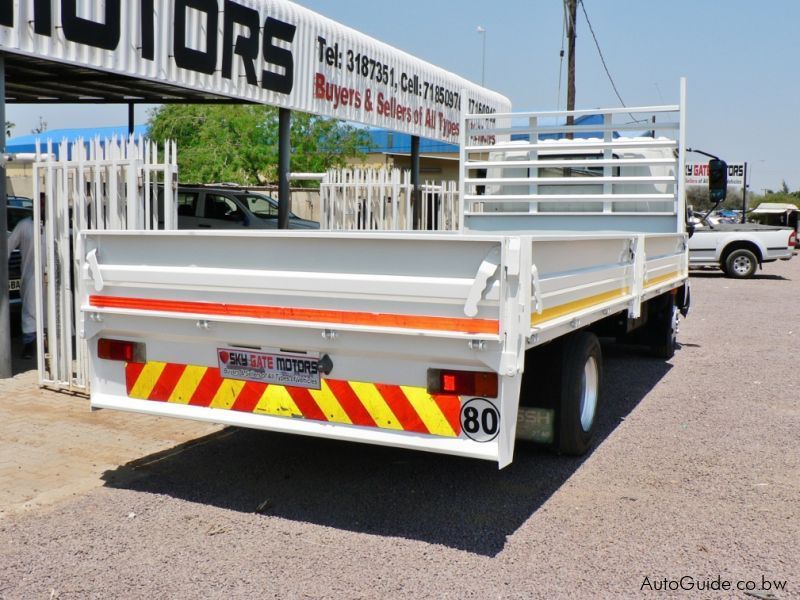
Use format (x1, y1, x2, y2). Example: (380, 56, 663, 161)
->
(1, 261, 798, 599)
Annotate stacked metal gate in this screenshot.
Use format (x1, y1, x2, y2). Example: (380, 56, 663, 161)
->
(32, 137, 177, 393)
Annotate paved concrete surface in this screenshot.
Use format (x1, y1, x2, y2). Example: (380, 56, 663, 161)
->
(0, 260, 798, 599)
(0, 370, 222, 518)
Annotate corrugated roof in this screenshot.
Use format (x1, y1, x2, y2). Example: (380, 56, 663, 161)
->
(752, 203, 798, 214)
(361, 129, 458, 154)
(360, 114, 648, 154)
(7, 125, 149, 157)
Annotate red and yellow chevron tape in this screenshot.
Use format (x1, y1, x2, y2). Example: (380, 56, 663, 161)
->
(125, 361, 462, 438)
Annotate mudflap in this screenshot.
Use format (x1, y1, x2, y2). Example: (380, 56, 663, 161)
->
(676, 281, 691, 317)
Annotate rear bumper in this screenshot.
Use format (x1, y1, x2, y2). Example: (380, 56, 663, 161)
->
(91, 392, 501, 462)
(764, 248, 794, 262)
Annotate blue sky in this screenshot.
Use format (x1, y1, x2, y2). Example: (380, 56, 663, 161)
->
(7, 0, 799, 192)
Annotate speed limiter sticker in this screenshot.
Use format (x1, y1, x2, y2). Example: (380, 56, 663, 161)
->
(460, 398, 500, 442)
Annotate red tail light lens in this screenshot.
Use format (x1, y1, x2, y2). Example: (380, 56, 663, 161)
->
(427, 369, 498, 397)
(98, 338, 145, 363)
(789, 231, 797, 248)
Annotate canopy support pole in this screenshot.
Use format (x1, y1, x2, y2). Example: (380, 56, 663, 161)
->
(411, 135, 421, 229)
(0, 56, 11, 378)
(128, 103, 135, 136)
(278, 108, 291, 230)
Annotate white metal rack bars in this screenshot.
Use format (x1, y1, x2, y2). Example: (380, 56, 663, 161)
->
(459, 80, 687, 235)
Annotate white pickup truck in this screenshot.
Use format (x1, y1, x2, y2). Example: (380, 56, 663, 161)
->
(688, 221, 796, 278)
(80, 95, 690, 468)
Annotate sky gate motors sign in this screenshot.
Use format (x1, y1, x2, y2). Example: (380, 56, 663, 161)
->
(0, 0, 511, 143)
(685, 162, 745, 187)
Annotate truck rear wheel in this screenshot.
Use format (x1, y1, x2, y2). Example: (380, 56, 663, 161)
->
(648, 294, 678, 359)
(556, 332, 602, 456)
(724, 248, 758, 278)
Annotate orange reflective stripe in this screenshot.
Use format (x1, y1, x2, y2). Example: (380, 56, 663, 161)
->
(90, 295, 499, 335)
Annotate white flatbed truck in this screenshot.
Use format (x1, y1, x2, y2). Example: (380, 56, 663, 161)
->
(80, 87, 690, 468)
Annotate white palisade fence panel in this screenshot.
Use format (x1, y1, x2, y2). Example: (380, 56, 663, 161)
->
(320, 168, 459, 232)
(32, 137, 177, 393)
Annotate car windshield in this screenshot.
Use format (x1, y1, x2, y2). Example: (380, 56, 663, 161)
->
(238, 194, 296, 219)
(8, 196, 33, 208)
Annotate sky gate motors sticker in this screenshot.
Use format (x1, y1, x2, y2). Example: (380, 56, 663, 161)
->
(218, 348, 321, 389)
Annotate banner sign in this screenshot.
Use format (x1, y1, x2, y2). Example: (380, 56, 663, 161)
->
(0, 0, 511, 143)
(685, 162, 745, 187)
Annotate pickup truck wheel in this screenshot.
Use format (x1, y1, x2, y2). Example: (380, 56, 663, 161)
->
(724, 248, 758, 279)
(556, 332, 602, 456)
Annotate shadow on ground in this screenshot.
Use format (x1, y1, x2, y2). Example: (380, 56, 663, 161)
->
(103, 344, 671, 557)
(690, 271, 789, 281)
(10, 333, 38, 375)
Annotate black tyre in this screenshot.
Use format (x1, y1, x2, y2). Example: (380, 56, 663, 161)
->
(648, 294, 678, 359)
(555, 332, 602, 456)
(724, 248, 758, 279)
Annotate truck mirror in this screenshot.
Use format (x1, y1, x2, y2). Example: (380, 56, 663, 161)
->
(708, 159, 727, 203)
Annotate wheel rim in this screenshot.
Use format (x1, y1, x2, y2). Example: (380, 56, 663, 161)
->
(732, 254, 752, 275)
(669, 305, 678, 347)
(580, 356, 599, 432)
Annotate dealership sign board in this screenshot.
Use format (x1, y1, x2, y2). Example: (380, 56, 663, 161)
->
(685, 162, 745, 187)
(0, 0, 511, 143)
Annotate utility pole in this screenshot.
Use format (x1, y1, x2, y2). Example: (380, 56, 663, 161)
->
(565, 0, 577, 138)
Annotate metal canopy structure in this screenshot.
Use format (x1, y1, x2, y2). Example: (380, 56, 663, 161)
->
(0, 0, 510, 138)
(0, 0, 512, 378)
(4, 54, 243, 104)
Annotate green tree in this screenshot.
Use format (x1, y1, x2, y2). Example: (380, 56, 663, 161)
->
(686, 185, 744, 211)
(147, 104, 369, 186)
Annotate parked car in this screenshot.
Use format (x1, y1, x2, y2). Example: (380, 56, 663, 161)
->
(7, 195, 33, 208)
(165, 185, 319, 230)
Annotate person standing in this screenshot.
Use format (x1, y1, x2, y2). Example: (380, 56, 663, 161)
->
(7, 193, 44, 359)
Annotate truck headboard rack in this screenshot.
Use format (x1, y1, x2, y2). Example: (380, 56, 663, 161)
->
(459, 80, 687, 235)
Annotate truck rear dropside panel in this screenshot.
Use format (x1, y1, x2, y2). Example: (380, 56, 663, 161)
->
(81, 228, 686, 467)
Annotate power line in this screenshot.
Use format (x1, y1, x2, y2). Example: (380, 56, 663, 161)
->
(578, 0, 641, 122)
